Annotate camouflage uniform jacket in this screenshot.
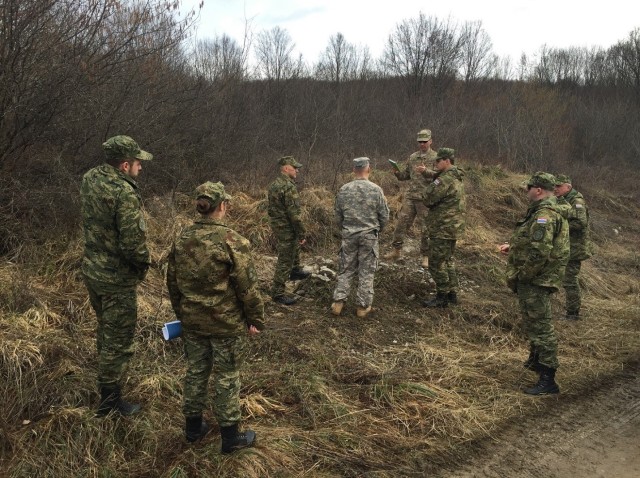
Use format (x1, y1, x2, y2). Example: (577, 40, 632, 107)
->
(166, 218, 265, 337)
(506, 196, 570, 291)
(556, 189, 593, 261)
(335, 178, 390, 238)
(80, 164, 150, 288)
(421, 167, 466, 240)
(395, 149, 438, 200)
(267, 173, 305, 236)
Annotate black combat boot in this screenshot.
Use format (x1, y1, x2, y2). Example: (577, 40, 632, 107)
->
(565, 310, 580, 321)
(422, 292, 449, 308)
(220, 423, 256, 454)
(96, 385, 141, 417)
(185, 415, 210, 443)
(523, 346, 541, 372)
(273, 295, 297, 305)
(524, 365, 560, 395)
(447, 291, 458, 305)
(289, 268, 310, 280)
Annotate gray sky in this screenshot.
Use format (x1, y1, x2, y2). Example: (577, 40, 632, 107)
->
(182, 0, 640, 62)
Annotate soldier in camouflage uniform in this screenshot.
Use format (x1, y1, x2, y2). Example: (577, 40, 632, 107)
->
(267, 156, 309, 305)
(385, 129, 437, 265)
(80, 135, 152, 416)
(554, 174, 593, 320)
(499, 172, 569, 395)
(420, 148, 465, 308)
(166, 182, 264, 453)
(331, 157, 389, 318)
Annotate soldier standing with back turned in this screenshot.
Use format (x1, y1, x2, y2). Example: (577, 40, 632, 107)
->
(80, 135, 152, 416)
(331, 157, 389, 318)
(499, 172, 569, 395)
(267, 156, 310, 305)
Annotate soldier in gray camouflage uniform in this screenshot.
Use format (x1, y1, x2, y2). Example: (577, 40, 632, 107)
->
(167, 182, 264, 453)
(331, 157, 390, 318)
(267, 156, 309, 305)
(421, 148, 466, 308)
(385, 129, 437, 265)
(499, 172, 569, 395)
(554, 174, 593, 320)
(80, 135, 152, 416)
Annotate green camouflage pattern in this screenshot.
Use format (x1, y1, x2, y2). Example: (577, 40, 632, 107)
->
(506, 196, 570, 291)
(556, 189, 593, 261)
(435, 147, 455, 160)
(332, 178, 389, 308)
(517, 283, 559, 369)
(395, 149, 438, 200)
(102, 135, 152, 161)
(195, 181, 231, 207)
(84, 277, 138, 388)
(563, 259, 582, 314)
(166, 218, 265, 336)
(182, 331, 247, 425)
(267, 173, 305, 236)
(271, 230, 301, 297)
(527, 171, 557, 191)
(422, 166, 466, 240)
(80, 164, 150, 287)
(426, 238, 458, 293)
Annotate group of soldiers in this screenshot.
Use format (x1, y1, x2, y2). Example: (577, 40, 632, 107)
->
(79, 131, 592, 453)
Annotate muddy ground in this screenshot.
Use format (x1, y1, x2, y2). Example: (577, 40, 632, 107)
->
(437, 363, 640, 478)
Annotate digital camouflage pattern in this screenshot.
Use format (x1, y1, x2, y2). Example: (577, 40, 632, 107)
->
(426, 238, 458, 293)
(333, 178, 389, 308)
(81, 162, 150, 389)
(166, 218, 265, 336)
(556, 187, 593, 314)
(267, 173, 306, 296)
(422, 166, 466, 240)
(182, 331, 247, 423)
(395, 149, 438, 200)
(506, 196, 569, 291)
(81, 164, 150, 287)
(517, 283, 559, 369)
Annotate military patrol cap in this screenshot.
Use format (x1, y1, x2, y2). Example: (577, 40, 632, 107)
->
(417, 129, 432, 141)
(527, 171, 557, 191)
(195, 181, 231, 207)
(435, 147, 455, 160)
(102, 135, 152, 161)
(555, 174, 572, 185)
(353, 157, 370, 169)
(278, 156, 302, 168)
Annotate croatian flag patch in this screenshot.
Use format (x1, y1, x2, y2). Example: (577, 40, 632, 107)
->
(536, 218, 548, 224)
(433, 178, 441, 185)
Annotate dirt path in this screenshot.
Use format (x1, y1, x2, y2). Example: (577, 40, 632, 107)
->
(437, 364, 640, 478)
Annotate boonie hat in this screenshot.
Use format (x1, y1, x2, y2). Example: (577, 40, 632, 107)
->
(195, 181, 232, 207)
(527, 172, 557, 191)
(435, 148, 455, 160)
(103, 135, 152, 161)
(554, 174, 572, 185)
(417, 129, 432, 141)
(353, 157, 370, 168)
(278, 156, 302, 168)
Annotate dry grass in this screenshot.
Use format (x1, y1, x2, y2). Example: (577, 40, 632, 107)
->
(1, 163, 639, 477)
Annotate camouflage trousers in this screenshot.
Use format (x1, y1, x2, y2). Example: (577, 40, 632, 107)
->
(426, 238, 458, 293)
(333, 231, 379, 308)
(84, 277, 138, 388)
(563, 260, 582, 314)
(391, 198, 428, 253)
(271, 229, 301, 297)
(517, 283, 559, 369)
(182, 330, 248, 426)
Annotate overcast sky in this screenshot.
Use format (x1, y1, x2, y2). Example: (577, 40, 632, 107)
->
(182, 0, 640, 63)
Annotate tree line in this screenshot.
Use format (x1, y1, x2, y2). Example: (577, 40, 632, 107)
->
(1, 0, 639, 256)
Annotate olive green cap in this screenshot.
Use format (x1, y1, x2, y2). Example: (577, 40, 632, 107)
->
(554, 174, 572, 185)
(435, 147, 455, 160)
(195, 181, 231, 207)
(103, 135, 152, 161)
(527, 171, 557, 191)
(278, 156, 302, 168)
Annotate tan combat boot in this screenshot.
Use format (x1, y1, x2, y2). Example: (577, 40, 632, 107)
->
(420, 256, 429, 268)
(383, 248, 402, 261)
(356, 306, 372, 318)
(330, 301, 344, 316)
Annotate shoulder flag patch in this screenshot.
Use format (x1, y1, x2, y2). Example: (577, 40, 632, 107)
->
(433, 178, 441, 185)
(536, 217, 548, 224)
(575, 204, 583, 208)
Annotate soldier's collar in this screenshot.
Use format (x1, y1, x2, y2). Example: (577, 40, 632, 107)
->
(195, 217, 227, 226)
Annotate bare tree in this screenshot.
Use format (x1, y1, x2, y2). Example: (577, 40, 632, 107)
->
(459, 20, 495, 82)
(314, 33, 372, 84)
(192, 34, 249, 83)
(254, 26, 304, 82)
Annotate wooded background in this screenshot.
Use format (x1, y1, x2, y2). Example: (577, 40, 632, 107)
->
(1, 0, 639, 254)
